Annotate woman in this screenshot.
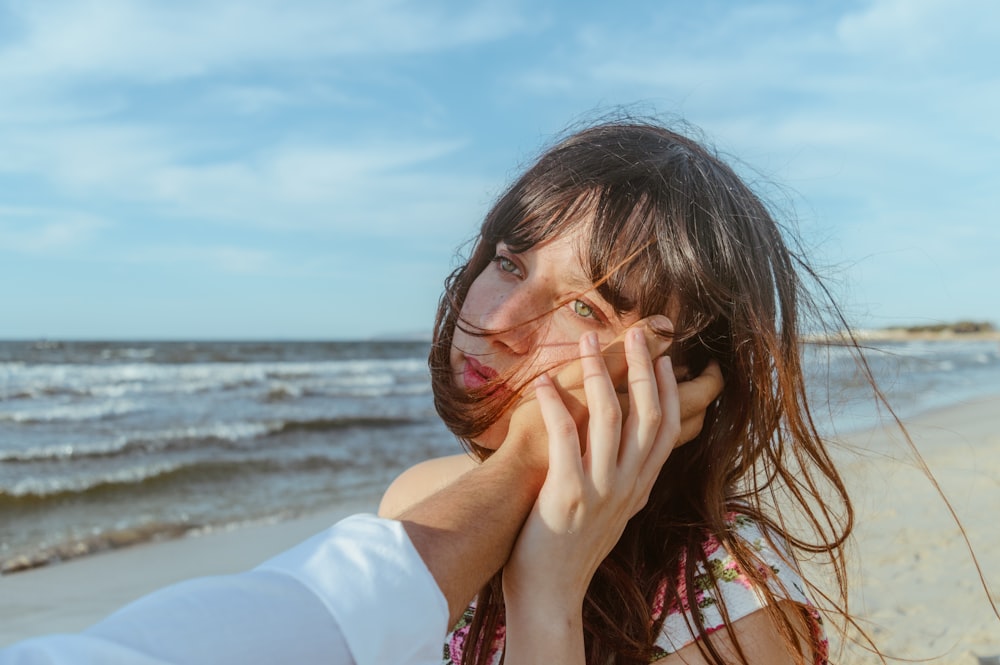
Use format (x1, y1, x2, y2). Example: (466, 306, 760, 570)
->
(381, 120, 850, 664)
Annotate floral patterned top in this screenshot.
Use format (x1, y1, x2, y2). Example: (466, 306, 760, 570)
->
(443, 515, 829, 664)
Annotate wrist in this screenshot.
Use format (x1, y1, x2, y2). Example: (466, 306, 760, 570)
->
(503, 592, 586, 664)
(482, 436, 547, 493)
(504, 562, 587, 610)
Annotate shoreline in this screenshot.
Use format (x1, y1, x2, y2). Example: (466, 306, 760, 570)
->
(0, 502, 384, 576)
(3, 398, 999, 662)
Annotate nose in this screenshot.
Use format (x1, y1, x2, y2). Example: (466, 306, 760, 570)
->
(478, 292, 543, 358)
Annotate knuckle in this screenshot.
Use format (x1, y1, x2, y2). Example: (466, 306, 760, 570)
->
(561, 486, 586, 512)
(598, 403, 623, 427)
(642, 404, 662, 426)
(554, 419, 578, 439)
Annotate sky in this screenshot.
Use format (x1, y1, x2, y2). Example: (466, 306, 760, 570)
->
(1, 0, 997, 340)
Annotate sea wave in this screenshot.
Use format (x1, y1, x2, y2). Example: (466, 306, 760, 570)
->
(0, 415, 423, 463)
(0, 399, 142, 424)
(1, 460, 190, 498)
(0, 454, 360, 500)
(0, 358, 429, 401)
(269, 415, 420, 435)
(0, 421, 278, 462)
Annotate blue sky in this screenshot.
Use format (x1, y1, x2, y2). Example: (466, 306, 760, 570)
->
(1, 0, 997, 340)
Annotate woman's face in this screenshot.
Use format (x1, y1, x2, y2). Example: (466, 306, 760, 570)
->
(450, 227, 640, 449)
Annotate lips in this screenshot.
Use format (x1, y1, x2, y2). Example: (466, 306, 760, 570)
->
(463, 356, 499, 390)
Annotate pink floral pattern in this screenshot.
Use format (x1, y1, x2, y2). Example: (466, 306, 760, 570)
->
(442, 515, 828, 664)
(652, 514, 828, 663)
(444, 604, 505, 664)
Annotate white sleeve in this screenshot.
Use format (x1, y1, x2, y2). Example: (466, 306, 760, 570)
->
(0, 514, 449, 665)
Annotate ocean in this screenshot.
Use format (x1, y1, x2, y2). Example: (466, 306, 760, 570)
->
(2, 338, 999, 573)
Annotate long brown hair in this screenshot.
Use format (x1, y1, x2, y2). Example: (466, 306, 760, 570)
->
(430, 119, 856, 664)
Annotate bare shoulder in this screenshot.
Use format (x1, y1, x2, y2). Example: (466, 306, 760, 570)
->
(378, 453, 480, 518)
(652, 602, 816, 665)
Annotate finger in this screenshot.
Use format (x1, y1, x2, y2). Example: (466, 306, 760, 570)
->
(635, 355, 681, 496)
(619, 325, 662, 478)
(676, 359, 723, 446)
(606, 314, 673, 393)
(550, 314, 673, 407)
(533, 373, 585, 485)
(579, 332, 621, 492)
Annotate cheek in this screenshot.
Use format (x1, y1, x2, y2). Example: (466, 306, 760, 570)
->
(529, 317, 593, 368)
(458, 272, 494, 325)
(449, 277, 488, 360)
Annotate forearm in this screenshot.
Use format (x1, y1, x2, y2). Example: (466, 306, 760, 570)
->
(399, 443, 545, 626)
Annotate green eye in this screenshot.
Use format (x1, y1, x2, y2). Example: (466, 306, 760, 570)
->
(497, 256, 518, 273)
(573, 300, 595, 318)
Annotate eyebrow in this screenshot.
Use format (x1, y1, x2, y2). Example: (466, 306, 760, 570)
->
(563, 272, 599, 294)
(561, 262, 617, 314)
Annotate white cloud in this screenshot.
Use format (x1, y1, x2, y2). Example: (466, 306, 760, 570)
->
(143, 140, 489, 236)
(0, 0, 527, 83)
(204, 85, 296, 116)
(0, 123, 182, 191)
(0, 0, 510, 242)
(0, 114, 488, 237)
(0, 208, 111, 253)
(836, 0, 1000, 63)
(125, 244, 280, 275)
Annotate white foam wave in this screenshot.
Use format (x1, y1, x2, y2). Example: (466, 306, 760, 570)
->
(4, 461, 185, 497)
(0, 421, 279, 461)
(0, 358, 428, 401)
(0, 400, 141, 424)
(151, 421, 280, 445)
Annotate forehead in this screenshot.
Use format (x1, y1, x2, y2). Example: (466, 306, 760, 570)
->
(520, 228, 592, 289)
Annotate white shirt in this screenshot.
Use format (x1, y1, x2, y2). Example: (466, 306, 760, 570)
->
(0, 515, 448, 665)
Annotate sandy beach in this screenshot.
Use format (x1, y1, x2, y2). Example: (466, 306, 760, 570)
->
(2, 398, 999, 663)
(828, 395, 1000, 663)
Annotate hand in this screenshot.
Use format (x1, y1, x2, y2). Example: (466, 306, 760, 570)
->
(502, 323, 681, 615)
(676, 358, 722, 444)
(498, 317, 722, 474)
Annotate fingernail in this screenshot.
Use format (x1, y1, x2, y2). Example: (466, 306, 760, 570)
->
(582, 332, 598, 351)
(534, 373, 551, 387)
(629, 327, 645, 346)
(645, 315, 673, 333)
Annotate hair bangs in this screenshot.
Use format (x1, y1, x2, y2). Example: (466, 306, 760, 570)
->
(487, 188, 598, 255)
(586, 187, 675, 319)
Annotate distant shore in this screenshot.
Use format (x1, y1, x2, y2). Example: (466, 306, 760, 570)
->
(852, 328, 1000, 342)
(811, 321, 1000, 344)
